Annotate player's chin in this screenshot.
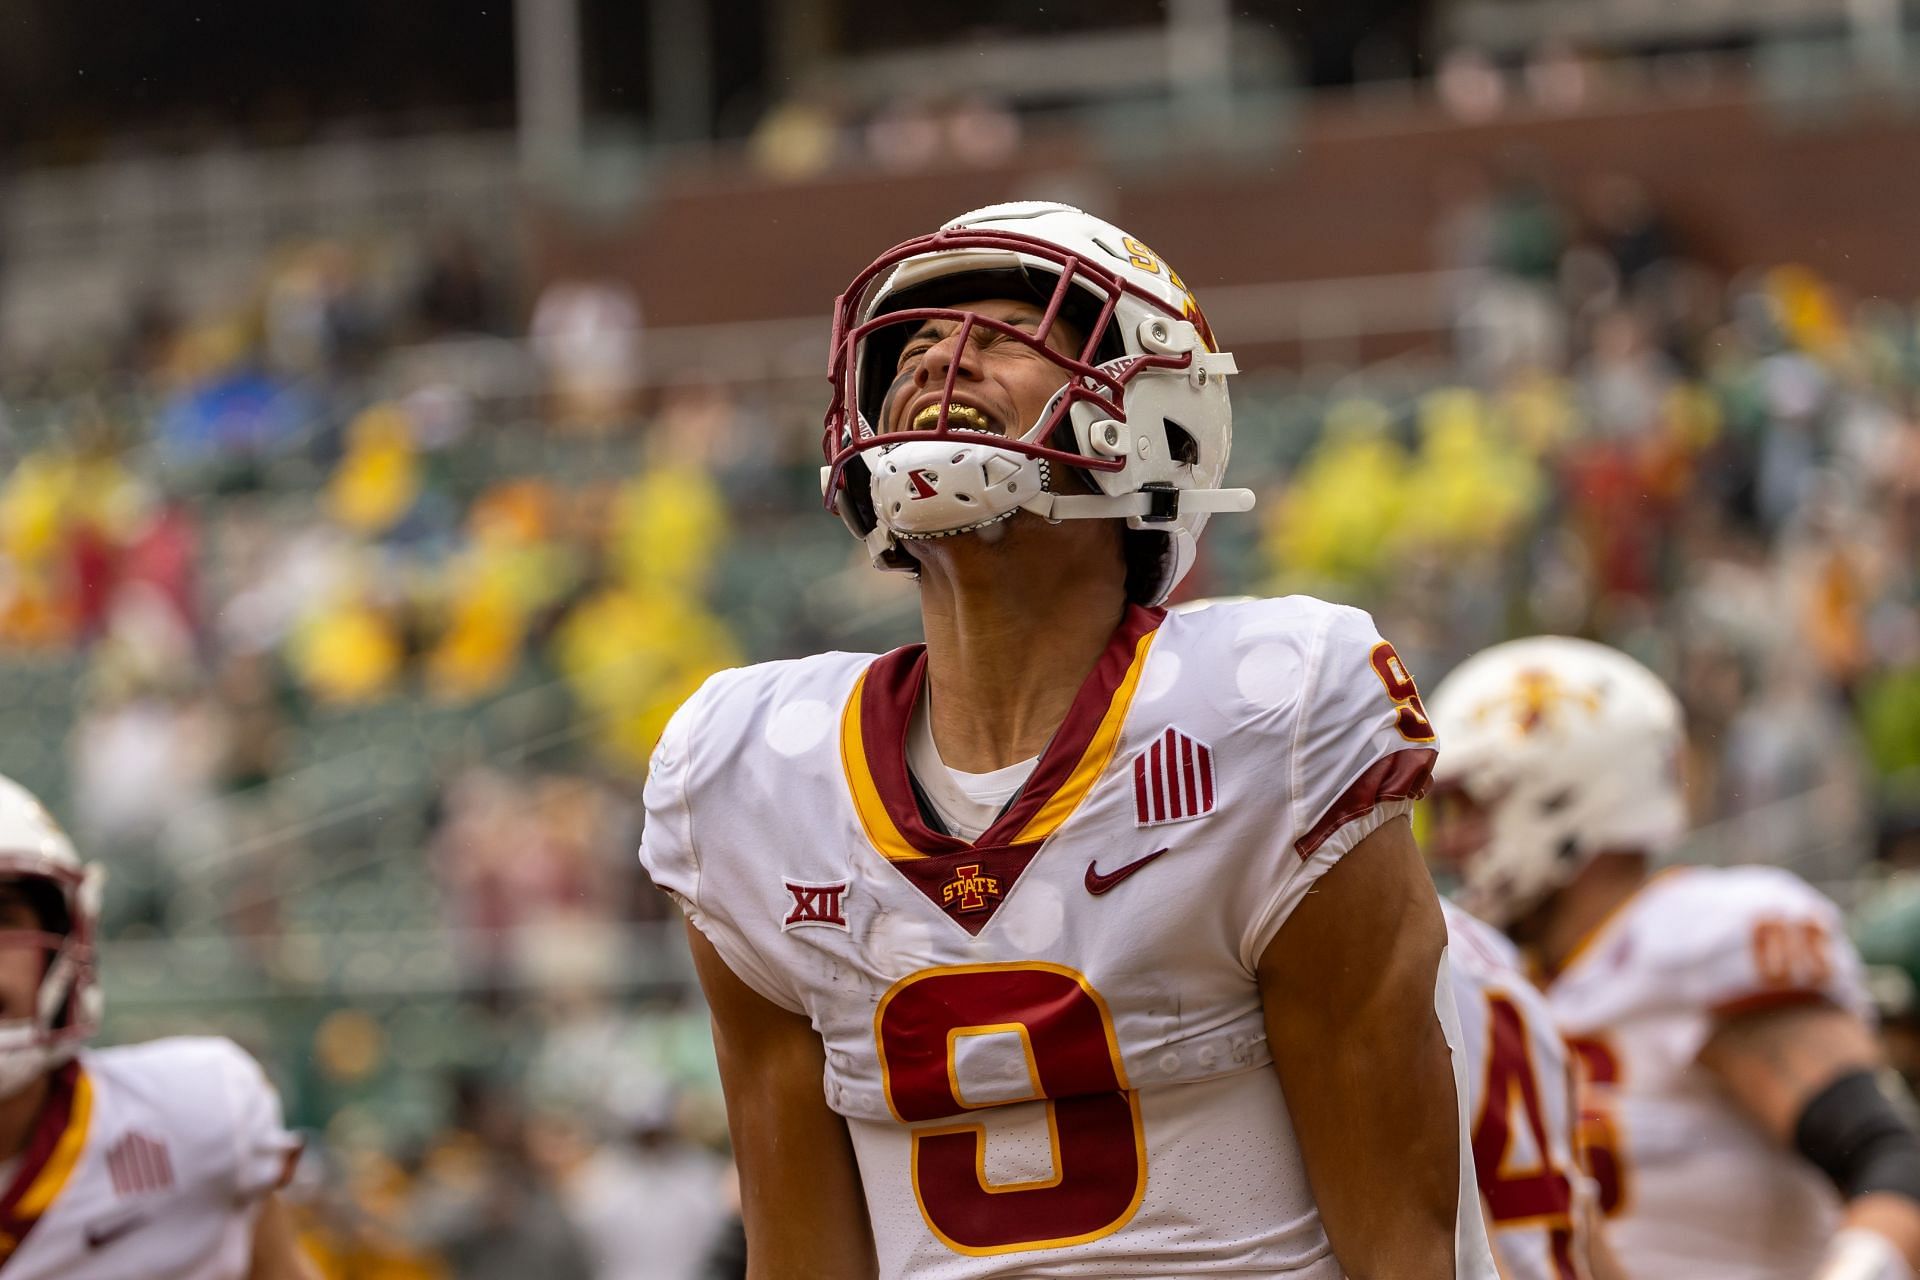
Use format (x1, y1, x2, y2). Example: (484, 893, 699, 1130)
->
(904, 511, 1122, 587)
(898, 514, 1025, 566)
(957, 508, 1070, 546)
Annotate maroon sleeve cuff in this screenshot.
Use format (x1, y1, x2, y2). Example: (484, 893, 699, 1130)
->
(1710, 988, 1831, 1020)
(1294, 748, 1437, 860)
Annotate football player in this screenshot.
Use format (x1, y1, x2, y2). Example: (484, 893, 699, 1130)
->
(1426, 636, 1920, 1280)
(642, 202, 1497, 1277)
(1443, 895, 1622, 1280)
(0, 773, 311, 1278)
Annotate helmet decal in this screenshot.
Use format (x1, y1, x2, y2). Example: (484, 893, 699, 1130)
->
(1472, 667, 1606, 736)
(1099, 234, 1216, 354)
(1181, 295, 1218, 355)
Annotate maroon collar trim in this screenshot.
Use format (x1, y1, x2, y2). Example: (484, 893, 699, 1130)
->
(0, 1060, 82, 1252)
(859, 603, 1164, 858)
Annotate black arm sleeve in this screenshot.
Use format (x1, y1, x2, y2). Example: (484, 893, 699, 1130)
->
(1793, 1068, 1920, 1204)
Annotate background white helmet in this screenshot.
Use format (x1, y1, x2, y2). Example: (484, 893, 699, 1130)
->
(1425, 636, 1686, 928)
(0, 774, 103, 1098)
(821, 201, 1253, 606)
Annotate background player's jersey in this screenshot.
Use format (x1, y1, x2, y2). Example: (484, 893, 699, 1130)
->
(643, 597, 1494, 1278)
(1545, 864, 1870, 1280)
(1444, 899, 1597, 1280)
(0, 1036, 299, 1279)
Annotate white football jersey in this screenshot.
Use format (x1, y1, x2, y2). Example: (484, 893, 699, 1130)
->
(1444, 899, 1597, 1280)
(1544, 864, 1870, 1279)
(643, 597, 1497, 1278)
(0, 1037, 298, 1279)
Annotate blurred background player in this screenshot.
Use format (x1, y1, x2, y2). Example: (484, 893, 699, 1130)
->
(644, 202, 1495, 1277)
(0, 772, 310, 1278)
(1443, 896, 1622, 1280)
(1426, 637, 1920, 1280)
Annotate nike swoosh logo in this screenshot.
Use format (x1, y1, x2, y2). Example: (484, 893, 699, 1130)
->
(85, 1212, 147, 1250)
(1085, 848, 1170, 896)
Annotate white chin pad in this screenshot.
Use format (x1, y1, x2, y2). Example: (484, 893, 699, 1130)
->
(870, 439, 1047, 538)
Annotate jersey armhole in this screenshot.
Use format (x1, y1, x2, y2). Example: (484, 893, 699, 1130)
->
(272, 1139, 304, 1192)
(1240, 798, 1417, 971)
(214, 1042, 302, 1203)
(682, 906, 809, 1016)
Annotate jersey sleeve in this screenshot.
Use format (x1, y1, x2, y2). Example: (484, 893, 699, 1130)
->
(638, 678, 707, 912)
(1290, 606, 1438, 860)
(640, 671, 808, 1014)
(206, 1039, 302, 1200)
(1241, 605, 1439, 962)
(1676, 869, 1871, 1024)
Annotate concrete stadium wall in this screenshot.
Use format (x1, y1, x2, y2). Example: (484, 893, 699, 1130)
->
(549, 82, 1920, 336)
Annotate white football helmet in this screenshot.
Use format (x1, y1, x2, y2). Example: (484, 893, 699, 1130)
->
(821, 201, 1253, 606)
(1425, 637, 1686, 928)
(0, 774, 103, 1099)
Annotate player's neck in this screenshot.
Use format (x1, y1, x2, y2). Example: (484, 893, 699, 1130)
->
(913, 524, 1129, 774)
(1529, 853, 1652, 978)
(0, 1071, 52, 1161)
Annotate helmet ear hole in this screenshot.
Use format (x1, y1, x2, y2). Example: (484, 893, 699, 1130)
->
(1163, 420, 1200, 466)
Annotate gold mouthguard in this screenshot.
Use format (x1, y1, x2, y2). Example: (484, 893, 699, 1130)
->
(911, 403, 991, 432)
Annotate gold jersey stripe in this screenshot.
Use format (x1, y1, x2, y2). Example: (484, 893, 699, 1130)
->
(841, 670, 926, 862)
(16, 1069, 92, 1219)
(1012, 629, 1157, 846)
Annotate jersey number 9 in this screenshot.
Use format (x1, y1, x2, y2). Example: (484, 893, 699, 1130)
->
(874, 963, 1146, 1256)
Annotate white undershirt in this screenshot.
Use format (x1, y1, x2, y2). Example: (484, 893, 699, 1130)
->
(906, 688, 1038, 842)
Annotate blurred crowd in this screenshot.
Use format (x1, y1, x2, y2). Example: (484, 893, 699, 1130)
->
(1, 233, 754, 1277)
(1265, 163, 1920, 888)
(745, 92, 1023, 182)
(283, 1007, 739, 1280)
(2, 159, 1920, 1274)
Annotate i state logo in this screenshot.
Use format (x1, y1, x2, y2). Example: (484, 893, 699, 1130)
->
(940, 864, 1001, 914)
